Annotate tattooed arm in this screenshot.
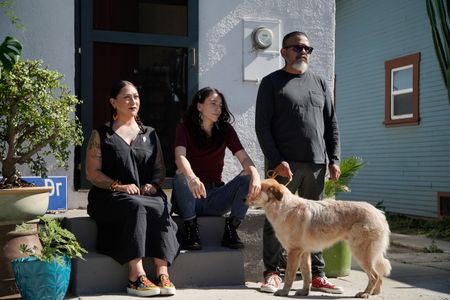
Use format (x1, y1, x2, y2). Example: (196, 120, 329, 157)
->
(85, 130, 114, 189)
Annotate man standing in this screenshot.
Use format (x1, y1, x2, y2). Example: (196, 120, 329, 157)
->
(255, 31, 342, 294)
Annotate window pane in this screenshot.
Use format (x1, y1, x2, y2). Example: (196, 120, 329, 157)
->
(393, 93, 412, 116)
(393, 67, 412, 91)
(93, 0, 187, 36)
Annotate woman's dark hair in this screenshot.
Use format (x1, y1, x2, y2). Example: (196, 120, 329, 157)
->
(109, 80, 144, 131)
(183, 87, 234, 149)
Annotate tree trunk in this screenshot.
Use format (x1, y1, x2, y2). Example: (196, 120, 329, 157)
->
(1, 160, 17, 184)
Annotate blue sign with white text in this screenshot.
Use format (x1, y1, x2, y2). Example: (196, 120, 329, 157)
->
(22, 176, 67, 211)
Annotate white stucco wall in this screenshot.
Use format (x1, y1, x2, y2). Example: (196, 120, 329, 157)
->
(1, 0, 335, 208)
(199, 0, 336, 181)
(0, 0, 83, 207)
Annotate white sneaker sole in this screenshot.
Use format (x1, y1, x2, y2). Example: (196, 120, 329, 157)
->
(160, 286, 176, 295)
(311, 286, 344, 294)
(127, 287, 161, 296)
(260, 286, 278, 293)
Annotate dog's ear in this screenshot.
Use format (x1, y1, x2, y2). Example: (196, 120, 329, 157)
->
(268, 183, 284, 201)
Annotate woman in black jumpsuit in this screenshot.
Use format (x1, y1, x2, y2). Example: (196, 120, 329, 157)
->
(86, 80, 179, 297)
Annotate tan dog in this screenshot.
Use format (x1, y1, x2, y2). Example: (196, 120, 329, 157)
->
(248, 179, 391, 298)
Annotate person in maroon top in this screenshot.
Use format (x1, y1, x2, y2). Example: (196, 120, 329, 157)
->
(172, 87, 261, 250)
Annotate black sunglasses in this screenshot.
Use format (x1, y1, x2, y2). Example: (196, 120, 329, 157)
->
(284, 44, 314, 54)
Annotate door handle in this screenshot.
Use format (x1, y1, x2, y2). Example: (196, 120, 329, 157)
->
(191, 47, 196, 67)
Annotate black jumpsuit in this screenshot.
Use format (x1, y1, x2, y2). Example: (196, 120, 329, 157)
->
(87, 124, 179, 265)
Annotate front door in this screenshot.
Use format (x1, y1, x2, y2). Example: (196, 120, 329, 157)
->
(76, 0, 198, 189)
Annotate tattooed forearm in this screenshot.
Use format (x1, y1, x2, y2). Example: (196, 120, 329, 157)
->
(87, 130, 102, 159)
(90, 173, 114, 190)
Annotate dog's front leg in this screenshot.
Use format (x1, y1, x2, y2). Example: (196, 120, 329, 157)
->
(275, 249, 302, 297)
(295, 252, 311, 296)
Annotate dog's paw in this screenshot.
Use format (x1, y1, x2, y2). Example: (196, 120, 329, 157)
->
(355, 292, 370, 298)
(274, 289, 289, 297)
(372, 287, 381, 295)
(295, 289, 309, 296)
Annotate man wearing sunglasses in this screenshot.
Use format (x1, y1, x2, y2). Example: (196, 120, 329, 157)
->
(255, 31, 342, 294)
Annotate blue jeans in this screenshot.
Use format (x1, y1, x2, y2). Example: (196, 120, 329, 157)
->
(172, 172, 250, 221)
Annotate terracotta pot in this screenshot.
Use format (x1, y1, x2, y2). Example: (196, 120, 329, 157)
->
(0, 223, 42, 298)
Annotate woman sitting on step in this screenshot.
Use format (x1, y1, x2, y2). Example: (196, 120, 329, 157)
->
(172, 86, 261, 250)
(85, 80, 179, 297)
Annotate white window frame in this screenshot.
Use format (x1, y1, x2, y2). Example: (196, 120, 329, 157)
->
(390, 64, 413, 120)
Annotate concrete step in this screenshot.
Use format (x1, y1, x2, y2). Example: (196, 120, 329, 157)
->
(62, 214, 245, 296)
(71, 247, 244, 295)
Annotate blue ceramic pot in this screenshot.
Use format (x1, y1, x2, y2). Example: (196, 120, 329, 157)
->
(11, 255, 71, 300)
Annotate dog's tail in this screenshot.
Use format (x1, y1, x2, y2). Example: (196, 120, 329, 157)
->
(377, 217, 392, 277)
(376, 257, 392, 277)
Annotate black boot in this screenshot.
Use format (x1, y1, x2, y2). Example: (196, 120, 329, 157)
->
(221, 216, 244, 249)
(184, 218, 202, 250)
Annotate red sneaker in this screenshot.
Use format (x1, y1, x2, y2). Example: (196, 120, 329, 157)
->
(311, 276, 344, 294)
(260, 272, 282, 293)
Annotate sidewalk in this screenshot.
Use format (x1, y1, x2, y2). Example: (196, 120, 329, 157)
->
(390, 232, 450, 253)
(66, 233, 450, 300)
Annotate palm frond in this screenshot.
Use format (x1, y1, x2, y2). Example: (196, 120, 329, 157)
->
(325, 156, 365, 198)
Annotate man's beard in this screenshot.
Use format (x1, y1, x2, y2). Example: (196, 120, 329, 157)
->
(292, 61, 308, 73)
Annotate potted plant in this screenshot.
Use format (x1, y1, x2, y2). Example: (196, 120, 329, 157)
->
(0, 59, 83, 224)
(323, 156, 366, 277)
(11, 216, 87, 300)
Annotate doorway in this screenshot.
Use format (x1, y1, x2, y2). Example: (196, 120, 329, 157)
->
(76, 0, 198, 189)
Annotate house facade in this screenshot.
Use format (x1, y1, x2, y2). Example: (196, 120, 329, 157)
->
(0, 0, 335, 209)
(336, 0, 450, 218)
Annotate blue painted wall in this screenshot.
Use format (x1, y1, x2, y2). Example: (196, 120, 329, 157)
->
(336, 0, 450, 217)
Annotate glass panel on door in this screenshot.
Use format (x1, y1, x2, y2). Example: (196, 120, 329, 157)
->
(93, 0, 187, 36)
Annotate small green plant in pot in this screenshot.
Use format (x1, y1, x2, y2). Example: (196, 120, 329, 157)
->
(11, 216, 87, 300)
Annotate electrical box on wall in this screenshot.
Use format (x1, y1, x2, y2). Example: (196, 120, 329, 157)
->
(243, 18, 281, 82)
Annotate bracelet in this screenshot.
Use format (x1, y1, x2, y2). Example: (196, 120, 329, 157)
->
(110, 180, 120, 191)
(188, 176, 199, 185)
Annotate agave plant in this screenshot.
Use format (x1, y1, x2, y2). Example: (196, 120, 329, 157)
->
(427, 0, 450, 105)
(324, 156, 365, 199)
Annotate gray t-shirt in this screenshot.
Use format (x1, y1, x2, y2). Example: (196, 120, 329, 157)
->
(255, 69, 340, 168)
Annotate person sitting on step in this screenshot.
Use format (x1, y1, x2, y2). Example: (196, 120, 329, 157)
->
(86, 80, 179, 297)
(172, 86, 261, 250)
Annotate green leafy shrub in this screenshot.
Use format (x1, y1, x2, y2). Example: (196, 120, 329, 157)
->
(19, 216, 87, 266)
(0, 59, 83, 186)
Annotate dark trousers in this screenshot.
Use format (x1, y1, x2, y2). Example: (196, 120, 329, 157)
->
(263, 162, 326, 278)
